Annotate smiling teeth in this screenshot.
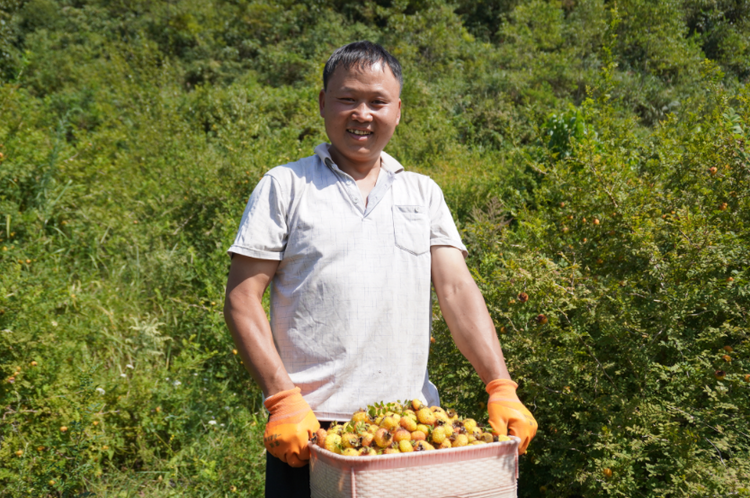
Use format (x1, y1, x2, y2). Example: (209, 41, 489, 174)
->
(349, 129, 372, 135)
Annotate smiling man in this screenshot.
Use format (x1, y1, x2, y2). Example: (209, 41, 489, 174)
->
(224, 41, 537, 497)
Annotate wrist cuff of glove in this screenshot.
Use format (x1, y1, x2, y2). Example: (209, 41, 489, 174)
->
(485, 378, 519, 395)
(264, 386, 308, 415)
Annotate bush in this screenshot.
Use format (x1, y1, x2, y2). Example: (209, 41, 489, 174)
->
(2, 0, 749, 496)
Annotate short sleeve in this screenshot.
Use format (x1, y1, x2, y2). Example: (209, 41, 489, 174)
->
(427, 180, 468, 257)
(227, 175, 289, 260)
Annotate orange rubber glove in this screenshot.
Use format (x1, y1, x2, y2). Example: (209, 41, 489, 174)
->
(263, 387, 320, 467)
(486, 379, 538, 455)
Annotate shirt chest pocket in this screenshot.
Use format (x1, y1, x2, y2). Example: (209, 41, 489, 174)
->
(393, 205, 430, 256)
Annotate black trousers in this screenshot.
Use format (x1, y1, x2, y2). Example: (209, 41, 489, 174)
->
(265, 421, 331, 498)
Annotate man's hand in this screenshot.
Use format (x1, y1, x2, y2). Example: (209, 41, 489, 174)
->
(486, 378, 537, 455)
(264, 387, 320, 467)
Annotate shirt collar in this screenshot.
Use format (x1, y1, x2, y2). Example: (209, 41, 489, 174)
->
(314, 143, 404, 175)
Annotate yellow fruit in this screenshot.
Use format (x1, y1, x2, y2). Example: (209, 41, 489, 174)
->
(603, 468, 613, 478)
(60, 426, 68, 432)
(393, 428, 411, 442)
(30, 361, 37, 367)
(411, 399, 423, 411)
(342, 433, 359, 449)
(722, 355, 731, 362)
(230, 485, 237, 492)
(431, 426, 446, 444)
(744, 374, 750, 382)
(374, 415, 384, 426)
(374, 428, 393, 448)
(324, 434, 342, 453)
(329, 424, 343, 435)
(399, 416, 417, 432)
(452, 434, 469, 447)
(471, 441, 486, 445)
(398, 440, 414, 453)
(367, 424, 379, 434)
(439, 439, 452, 449)
(383, 447, 400, 454)
(414, 441, 435, 451)
(443, 424, 454, 437)
(715, 370, 726, 380)
(351, 410, 368, 424)
(416, 424, 430, 434)
(411, 430, 426, 441)
(341, 448, 358, 456)
(358, 447, 376, 456)
(434, 411, 451, 425)
(497, 435, 510, 442)
(723, 346, 734, 352)
(360, 432, 374, 447)
(467, 435, 476, 443)
(463, 419, 477, 434)
(380, 416, 399, 431)
(417, 407, 436, 425)
(316, 429, 327, 447)
(15, 450, 23, 457)
(480, 432, 494, 443)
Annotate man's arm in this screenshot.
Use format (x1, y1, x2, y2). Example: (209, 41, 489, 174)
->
(225, 254, 319, 467)
(431, 245, 537, 454)
(430, 245, 510, 383)
(224, 254, 294, 397)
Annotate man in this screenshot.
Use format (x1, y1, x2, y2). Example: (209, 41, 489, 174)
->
(224, 41, 537, 497)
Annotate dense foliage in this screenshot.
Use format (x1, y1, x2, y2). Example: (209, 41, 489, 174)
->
(1, 0, 748, 496)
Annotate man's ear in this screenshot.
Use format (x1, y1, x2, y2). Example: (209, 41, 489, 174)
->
(318, 89, 326, 118)
(396, 98, 401, 126)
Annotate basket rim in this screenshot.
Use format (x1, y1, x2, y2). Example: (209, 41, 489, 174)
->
(310, 436, 519, 472)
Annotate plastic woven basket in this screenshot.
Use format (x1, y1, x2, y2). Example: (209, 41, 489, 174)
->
(309, 437, 519, 498)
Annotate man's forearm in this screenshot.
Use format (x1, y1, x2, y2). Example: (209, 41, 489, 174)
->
(224, 255, 294, 397)
(225, 296, 295, 397)
(438, 278, 511, 384)
(431, 246, 510, 384)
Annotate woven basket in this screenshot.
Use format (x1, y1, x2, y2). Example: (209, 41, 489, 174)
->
(309, 437, 519, 498)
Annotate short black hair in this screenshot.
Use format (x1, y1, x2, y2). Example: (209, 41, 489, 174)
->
(323, 41, 403, 94)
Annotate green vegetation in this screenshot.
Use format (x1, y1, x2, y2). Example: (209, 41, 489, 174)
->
(1, 0, 748, 496)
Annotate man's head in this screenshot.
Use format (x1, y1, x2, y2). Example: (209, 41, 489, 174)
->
(323, 41, 403, 96)
(319, 41, 403, 172)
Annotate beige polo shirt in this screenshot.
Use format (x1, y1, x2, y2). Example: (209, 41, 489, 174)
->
(228, 143, 467, 420)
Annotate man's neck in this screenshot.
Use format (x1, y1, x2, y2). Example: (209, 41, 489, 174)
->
(328, 146, 381, 181)
(328, 146, 382, 206)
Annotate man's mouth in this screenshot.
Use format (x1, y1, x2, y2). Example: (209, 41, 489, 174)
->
(347, 129, 373, 136)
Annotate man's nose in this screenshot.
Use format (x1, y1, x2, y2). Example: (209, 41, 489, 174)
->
(351, 102, 373, 121)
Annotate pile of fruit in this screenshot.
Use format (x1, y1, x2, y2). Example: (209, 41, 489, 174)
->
(312, 400, 510, 456)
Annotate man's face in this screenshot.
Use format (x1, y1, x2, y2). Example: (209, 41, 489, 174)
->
(319, 62, 401, 169)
